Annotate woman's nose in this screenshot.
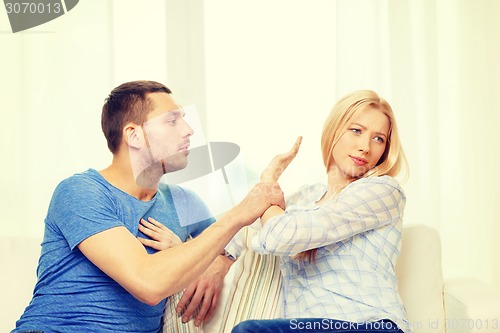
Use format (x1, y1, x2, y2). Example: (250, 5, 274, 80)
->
(357, 136, 370, 153)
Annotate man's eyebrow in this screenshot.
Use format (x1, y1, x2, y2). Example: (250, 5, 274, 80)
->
(351, 122, 387, 137)
(166, 109, 185, 117)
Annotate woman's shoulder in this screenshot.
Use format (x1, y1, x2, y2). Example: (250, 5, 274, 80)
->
(350, 175, 401, 188)
(344, 175, 405, 198)
(286, 183, 327, 205)
(300, 183, 327, 193)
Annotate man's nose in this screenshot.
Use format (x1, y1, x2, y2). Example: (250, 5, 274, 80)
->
(182, 119, 194, 137)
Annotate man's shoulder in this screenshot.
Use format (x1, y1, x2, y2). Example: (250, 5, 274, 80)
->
(58, 168, 99, 185)
(53, 169, 111, 200)
(46, 169, 122, 234)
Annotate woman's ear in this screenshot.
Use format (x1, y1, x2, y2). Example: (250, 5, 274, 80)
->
(123, 123, 143, 149)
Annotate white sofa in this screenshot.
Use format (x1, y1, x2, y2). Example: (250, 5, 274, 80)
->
(2, 224, 500, 333)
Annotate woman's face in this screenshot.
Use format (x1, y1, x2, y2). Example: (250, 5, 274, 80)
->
(330, 106, 390, 181)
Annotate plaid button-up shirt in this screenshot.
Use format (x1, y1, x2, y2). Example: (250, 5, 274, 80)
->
(251, 176, 410, 332)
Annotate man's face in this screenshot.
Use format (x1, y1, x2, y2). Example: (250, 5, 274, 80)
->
(141, 92, 194, 173)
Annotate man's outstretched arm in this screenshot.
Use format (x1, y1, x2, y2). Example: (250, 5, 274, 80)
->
(78, 182, 284, 306)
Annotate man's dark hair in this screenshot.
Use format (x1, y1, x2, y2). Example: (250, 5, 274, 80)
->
(101, 80, 172, 153)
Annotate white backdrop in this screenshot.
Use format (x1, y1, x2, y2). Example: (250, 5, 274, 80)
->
(1, 0, 499, 288)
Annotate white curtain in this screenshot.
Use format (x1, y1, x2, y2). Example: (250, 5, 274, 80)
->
(338, 0, 500, 288)
(203, 0, 500, 287)
(1, 0, 499, 287)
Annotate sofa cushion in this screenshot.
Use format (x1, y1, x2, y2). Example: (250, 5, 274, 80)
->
(396, 224, 446, 333)
(215, 227, 282, 332)
(164, 225, 283, 333)
(0, 236, 42, 333)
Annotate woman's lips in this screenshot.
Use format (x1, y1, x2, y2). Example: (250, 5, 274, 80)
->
(350, 155, 368, 166)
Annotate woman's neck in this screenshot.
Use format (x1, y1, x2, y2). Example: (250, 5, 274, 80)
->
(317, 167, 355, 204)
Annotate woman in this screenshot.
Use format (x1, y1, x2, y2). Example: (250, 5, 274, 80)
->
(232, 90, 410, 333)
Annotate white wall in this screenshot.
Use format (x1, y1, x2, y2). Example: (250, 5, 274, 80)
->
(204, 0, 337, 195)
(1, 0, 113, 238)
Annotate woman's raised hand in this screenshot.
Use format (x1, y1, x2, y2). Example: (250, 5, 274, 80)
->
(260, 136, 302, 183)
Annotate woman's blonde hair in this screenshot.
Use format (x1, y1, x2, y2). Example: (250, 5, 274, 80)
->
(295, 90, 408, 263)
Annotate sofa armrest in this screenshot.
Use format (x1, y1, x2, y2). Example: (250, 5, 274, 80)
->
(444, 277, 500, 333)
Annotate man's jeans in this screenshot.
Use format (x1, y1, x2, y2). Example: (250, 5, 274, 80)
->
(232, 318, 404, 333)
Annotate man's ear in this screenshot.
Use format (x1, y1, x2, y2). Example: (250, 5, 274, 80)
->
(123, 123, 143, 149)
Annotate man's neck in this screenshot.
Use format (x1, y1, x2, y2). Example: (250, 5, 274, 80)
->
(100, 159, 158, 202)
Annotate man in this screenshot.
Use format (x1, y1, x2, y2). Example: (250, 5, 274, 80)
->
(13, 81, 284, 333)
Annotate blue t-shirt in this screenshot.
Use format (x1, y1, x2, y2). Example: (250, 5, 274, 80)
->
(14, 169, 215, 333)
